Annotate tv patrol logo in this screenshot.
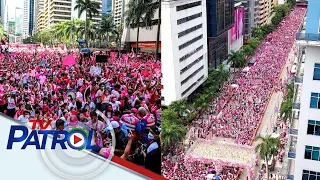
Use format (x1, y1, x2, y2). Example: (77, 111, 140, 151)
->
(6, 110, 116, 180)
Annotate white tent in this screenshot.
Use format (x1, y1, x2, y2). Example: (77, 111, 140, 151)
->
(242, 66, 250, 72)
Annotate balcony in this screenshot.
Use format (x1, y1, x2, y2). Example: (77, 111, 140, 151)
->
(289, 129, 298, 136)
(294, 76, 303, 84)
(292, 103, 301, 110)
(296, 32, 320, 41)
(288, 151, 296, 159)
(287, 175, 294, 180)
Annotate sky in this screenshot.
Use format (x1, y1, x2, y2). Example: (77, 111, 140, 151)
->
(6, 0, 24, 20)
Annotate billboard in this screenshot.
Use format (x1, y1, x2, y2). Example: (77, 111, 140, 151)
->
(230, 7, 245, 44)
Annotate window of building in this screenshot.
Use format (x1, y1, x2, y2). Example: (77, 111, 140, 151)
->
(176, 1, 201, 12)
(181, 65, 204, 85)
(180, 45, 203, 62)
(310, 92, 320, 109)
(305, 145, 320, 161)
(178, 24, 203, 38)
(179, 34, 203, 50)
(177, 12, 202, 25)
(313, 63, 320, 80)
(307, 120, 320, 136)
(303, 170, 320, 180)
(181, 75, 204, 97)
(180, 55, 203, 75)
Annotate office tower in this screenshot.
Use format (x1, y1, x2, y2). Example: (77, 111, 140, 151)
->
(292, 1, 320, 179)
(206, 0, 235, 68)
(161, 0, 209, 105)
(236, 0, 259, 41)
(33, 0, 44, 33)
(23, 0, 30, 38)
(102, 0, 112, 15)
(258, 0, 272, 26)
(41, 0, 71, 29)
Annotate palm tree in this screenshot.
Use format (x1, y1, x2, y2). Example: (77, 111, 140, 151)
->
(161, 110, 186, 150)
(100, 15, 115, 47)
(86, 20, 97, 47)
(247, 38, 260, 50)
(242, 45, 254, 57)
(125, 0, 149, 53)
(113, 23, 124, 55)
(252, 27, 265, 40)
(216, 64, 230, 86)
(74, 0, 100, 47)
(64, 19, 83, 46)
(280, 99, 293, 123)
(169, 99, 188, 117)
(228, 50, 246, 72)
(255, 134, 280, 180)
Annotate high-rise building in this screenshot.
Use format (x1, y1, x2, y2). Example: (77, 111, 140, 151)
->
(161, 0, 209, 105)
(258, 0, 272, 26)
(23, 0, 30, 38)
(292, 1, 320, 179)
(237, 0, 259, 41)
(102, 0, 112, 15)
(71, 0, 102, 25)
(29, 0, 34, 35)
(206, 0, 235, 68)
(41, 0, 71, 29)
(113, 0, 126, 26)
(37, 10, 45, 31)
(33, 0, 44, 33)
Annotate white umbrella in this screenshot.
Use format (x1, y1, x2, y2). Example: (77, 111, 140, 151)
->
(242, 66, 250, 72)
(231, 84, 239, 88)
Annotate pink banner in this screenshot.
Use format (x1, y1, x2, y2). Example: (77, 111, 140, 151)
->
(230, 7, 244, 45)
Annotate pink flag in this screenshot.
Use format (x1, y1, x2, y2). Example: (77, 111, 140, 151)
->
(62, 55, 76, 66)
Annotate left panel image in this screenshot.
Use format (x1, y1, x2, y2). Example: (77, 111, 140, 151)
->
(0, 0, 163, 179)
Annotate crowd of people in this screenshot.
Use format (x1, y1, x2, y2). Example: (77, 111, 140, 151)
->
(162, 6, 306, 179)
(0, 47, 162, 174)
(191, 6, 306, 145)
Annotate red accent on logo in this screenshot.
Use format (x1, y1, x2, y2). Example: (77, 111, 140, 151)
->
(74, 135, 82, 144)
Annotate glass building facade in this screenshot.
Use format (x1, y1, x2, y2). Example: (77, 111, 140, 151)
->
(206, 0, 234, 68)
(29, 0, 34, 35)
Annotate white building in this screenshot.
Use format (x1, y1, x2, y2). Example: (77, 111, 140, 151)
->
(161, 0, 208, 106)
(22, 0, 30, 39)
(33, 0, 44, 33)
(292, 3, 320, 179)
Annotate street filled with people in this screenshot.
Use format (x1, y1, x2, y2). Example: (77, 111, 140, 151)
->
(162, 6, 306, 179)
(0, 47, 162, 175)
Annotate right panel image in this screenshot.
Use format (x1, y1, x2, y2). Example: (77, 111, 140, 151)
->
(161, 0, 307, 179)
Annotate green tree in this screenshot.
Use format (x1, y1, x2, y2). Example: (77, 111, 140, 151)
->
(280, 82, 294, 123)
(74, 0, 100, 47)
(125, 0, 152, 52)
(252, 27, 265, 40)
(64, 19, 83, 46)
(228, 50, 246, 72)
(99, 15, 115, 47)
(161, 109, 186, 149)
(255, 134, 280, 180)
(169, 99, 189, 117)
(247, 38, 260, 50)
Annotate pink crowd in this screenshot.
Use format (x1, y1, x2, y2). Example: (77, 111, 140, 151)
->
(190, 6, 306, 145)
(162, 6, 306, 180)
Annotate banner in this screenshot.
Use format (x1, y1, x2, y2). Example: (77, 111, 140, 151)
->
(231, 7, 245, 44)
